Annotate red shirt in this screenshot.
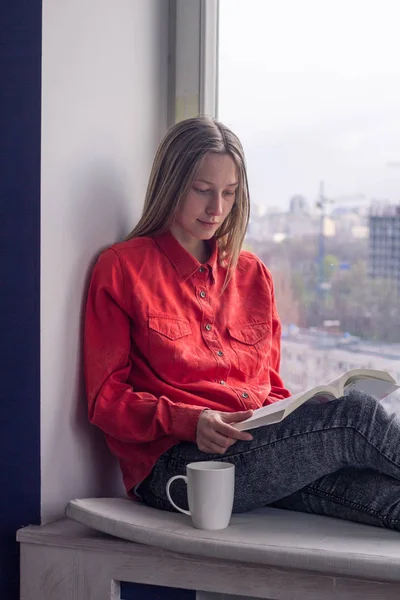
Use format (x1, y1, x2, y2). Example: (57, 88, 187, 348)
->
(84, 231, 290, 494)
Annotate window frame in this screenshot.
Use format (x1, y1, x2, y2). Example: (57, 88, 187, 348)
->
(168, 0, 219, 126)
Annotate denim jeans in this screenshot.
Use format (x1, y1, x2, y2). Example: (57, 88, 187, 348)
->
(138, 390, 400, 530)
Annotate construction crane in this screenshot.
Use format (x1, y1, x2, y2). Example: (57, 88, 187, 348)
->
(316, 181, 366, 299)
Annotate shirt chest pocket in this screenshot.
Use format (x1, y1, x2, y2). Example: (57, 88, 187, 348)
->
(227, 321, 271, 378)
(147, 315, 199, 380)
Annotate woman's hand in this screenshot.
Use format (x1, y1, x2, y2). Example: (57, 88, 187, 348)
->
(196, 409, 254, 454)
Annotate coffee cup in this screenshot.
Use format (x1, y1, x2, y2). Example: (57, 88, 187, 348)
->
(166, 461, 235, 530)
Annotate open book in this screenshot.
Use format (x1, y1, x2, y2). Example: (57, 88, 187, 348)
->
(235, 368, 399, 431)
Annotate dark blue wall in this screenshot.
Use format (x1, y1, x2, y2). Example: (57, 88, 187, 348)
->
(0, 1, 42, 598)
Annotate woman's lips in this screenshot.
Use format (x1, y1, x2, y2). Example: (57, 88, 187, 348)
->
(198, 220, 219, 228)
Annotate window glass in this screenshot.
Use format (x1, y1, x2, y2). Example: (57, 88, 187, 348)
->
(218, 0, 400, 391)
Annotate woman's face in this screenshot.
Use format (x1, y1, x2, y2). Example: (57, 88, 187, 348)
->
(170, 152, 238, 255)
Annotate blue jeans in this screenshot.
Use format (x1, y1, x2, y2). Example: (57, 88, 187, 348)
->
(138, 391, 400, 530)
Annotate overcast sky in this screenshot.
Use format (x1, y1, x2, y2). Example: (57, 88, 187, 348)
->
(218, 0, 400, 212)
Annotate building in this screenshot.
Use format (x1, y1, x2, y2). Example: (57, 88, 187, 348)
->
(331, 206, 369, 240)
(281, 328, 400, 394)
(248, 208, 321, 242)
(369, 203, 400, 287)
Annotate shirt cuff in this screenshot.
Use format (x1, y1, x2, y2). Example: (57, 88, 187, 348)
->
(170, 405, 206, 442)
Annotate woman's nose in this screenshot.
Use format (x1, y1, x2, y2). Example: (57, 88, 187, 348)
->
(206, 192, 223, 215)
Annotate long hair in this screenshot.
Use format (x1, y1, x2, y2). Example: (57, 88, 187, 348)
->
(126, 116, 250, 286)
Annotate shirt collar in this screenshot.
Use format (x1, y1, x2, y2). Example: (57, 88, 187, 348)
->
(154, 230, 218, 283)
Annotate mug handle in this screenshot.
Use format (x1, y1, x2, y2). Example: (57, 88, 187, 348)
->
(166, 475, 191, 516)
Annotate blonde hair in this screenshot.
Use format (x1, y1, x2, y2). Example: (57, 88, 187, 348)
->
(126, 116, 250, 285)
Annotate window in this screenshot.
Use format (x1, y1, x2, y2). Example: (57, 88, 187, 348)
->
(218, 0, 400, 390)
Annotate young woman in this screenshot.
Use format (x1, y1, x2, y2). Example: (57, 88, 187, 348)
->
(85, 116, 400, 529)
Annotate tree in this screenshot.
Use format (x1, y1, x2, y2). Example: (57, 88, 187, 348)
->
(247, 234, 400, 342)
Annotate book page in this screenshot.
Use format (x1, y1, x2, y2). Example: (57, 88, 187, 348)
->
(326, 368, 395, 396)
(234, 394, 304, 430)
(240, 393, 302, 422)
(342, 369, 395, 389)
(344, 378, 400, 400)
(235, 385, 338, 430)
(236, 408, 287, 431)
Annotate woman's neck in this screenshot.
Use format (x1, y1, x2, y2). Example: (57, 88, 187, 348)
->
(192, 241, 211, 263)
(195, 242, 211, 263)
(169, 228, 211, 263)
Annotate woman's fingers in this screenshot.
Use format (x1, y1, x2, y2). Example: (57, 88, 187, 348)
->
(200, 441, 229, 455)
(223, 410, 253, 423)
(196, 409, 254, 454)
(216, 420, 253, 441)
(198, 433, 233, 453)
(208, 430, 236, 448)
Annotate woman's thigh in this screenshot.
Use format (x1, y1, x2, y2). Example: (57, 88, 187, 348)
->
(272, 467, 400, 530)
(139, 390, 400, 513)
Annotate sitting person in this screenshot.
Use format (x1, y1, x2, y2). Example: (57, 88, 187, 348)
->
(84, 115, 400, 529)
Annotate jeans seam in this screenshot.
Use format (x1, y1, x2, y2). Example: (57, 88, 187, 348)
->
(226, 427, 342, 458)
(306, 484, 400, 525)
(227, 425, 400, 473)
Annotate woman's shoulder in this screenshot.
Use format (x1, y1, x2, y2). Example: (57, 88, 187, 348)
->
(111, 235, 155, 253)
(91, 237, 158, 282)
(100, 236, 157, 263)
(237, 249, 273, 281)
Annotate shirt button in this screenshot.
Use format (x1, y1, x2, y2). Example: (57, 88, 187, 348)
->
(220, 380, 226, 386)
(217, 350, 223, 357)
(242, 392, 249, 399)
(199, 266, 206, 272)
(205, 323, 212, 331)
(200, 290, 206, 298)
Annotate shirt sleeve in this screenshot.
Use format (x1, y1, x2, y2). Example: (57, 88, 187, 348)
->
(84, 248, 204, 444)
(260, 262, 291, 401)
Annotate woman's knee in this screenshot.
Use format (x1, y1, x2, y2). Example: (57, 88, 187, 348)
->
(339, 389, 381, 423)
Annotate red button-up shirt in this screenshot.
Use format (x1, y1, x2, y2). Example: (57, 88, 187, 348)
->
(84, 231, 290, 493)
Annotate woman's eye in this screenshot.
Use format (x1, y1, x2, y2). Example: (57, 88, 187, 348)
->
(194, 188, 235, 196)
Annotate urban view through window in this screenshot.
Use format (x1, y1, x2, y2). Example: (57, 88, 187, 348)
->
(219, 0, 400, 392)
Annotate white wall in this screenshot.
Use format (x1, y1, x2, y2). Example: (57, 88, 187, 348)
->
(40, 0, 168, 523)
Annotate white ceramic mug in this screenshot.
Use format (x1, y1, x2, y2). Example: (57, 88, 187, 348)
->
(166, 461, 235, 530)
